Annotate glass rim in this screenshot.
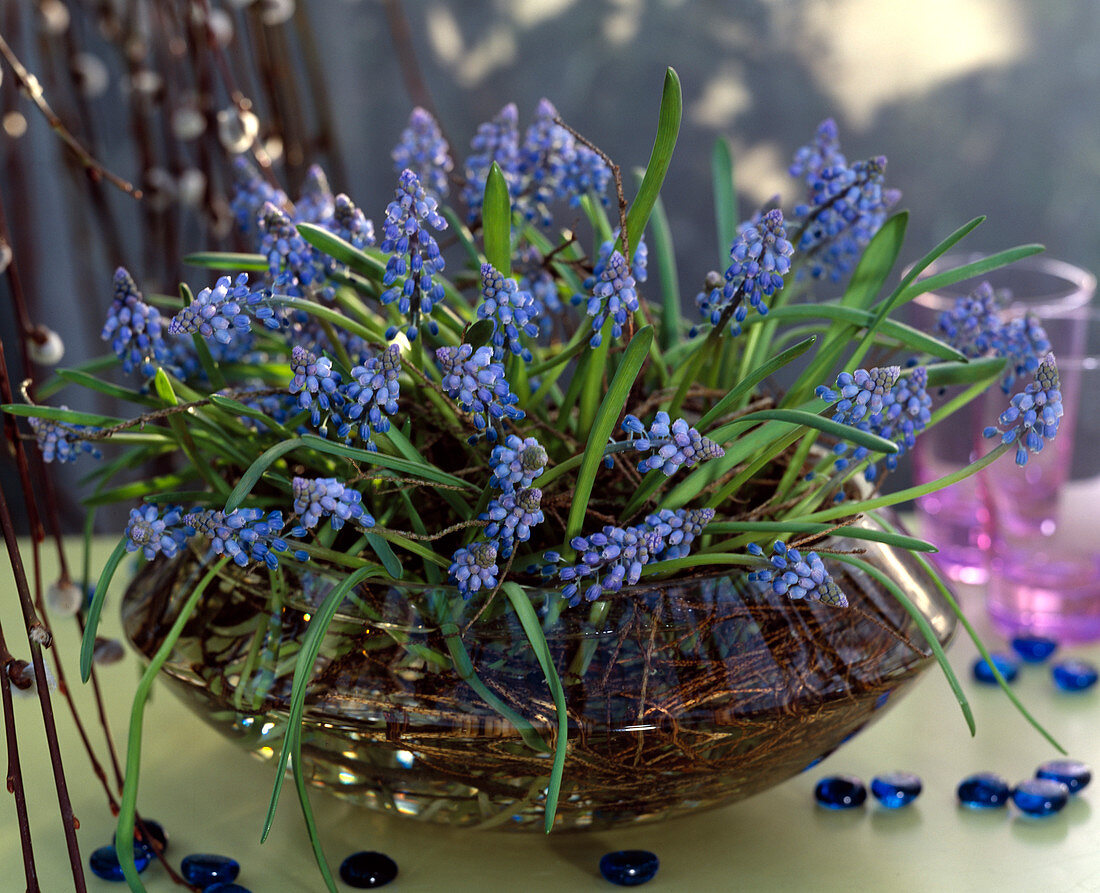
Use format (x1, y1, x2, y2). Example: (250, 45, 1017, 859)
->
(908, 252, 1096, 314)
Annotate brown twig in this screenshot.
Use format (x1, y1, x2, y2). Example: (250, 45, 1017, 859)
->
(1, 631, 39, 891)
(0, 31, 141, 200)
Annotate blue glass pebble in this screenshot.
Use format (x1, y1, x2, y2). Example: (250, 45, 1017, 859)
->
(1010, 635, 1058, 663)
(205, 885, 251, 893)
(957, 772, 1011, 808)
(181, 853, 240, 887)
(114, 818, 167, 860)
(598, 850, 660, 887)
(89, 845, 151, 881)
(871, 771, 922, 808)
(1036, 758, 1092, 794)
(814, 775, 867, 809)
(339, 851, 399, 888)
(1052, 658, 1099, 691)
(972, 653, 1018, 684)
(1012, 778, 1069, 817)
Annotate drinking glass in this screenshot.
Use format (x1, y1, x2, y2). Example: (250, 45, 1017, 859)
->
(908, 255, 1094, 583)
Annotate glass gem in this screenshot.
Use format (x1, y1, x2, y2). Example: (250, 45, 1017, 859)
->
(181, 853, 240, 887)
(205, 885, 251, 893)
(814, 775, 867, 809)
(89, 845, 151, 881)
(339, 851, 399, 888)
(870, 771, 922, 808)
(957, 772, 1010, 808)
(1012, 778, 1069, 817)
(598, 850, 660, 887)
(1052, 659, 1098, 691)
(972, 653, 1018, 684)
(114, 818, 167, 859)
(1036, 759, 1091, 794)
(1010, 635, 1058, 663)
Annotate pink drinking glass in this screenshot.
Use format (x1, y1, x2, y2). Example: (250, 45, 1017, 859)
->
(908, 255, 1094, 584)
(984, 309, 1100, 641)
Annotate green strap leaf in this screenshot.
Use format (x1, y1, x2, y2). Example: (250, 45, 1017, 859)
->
(925, 356, 1006, 387)
(114, 557, 232, 891)
(566, 326, 653, 540)
(483, 162, 512, 275)
(841, 211, 908, 309)
(225, 435, 475, 513)
(295, 222, 388, 282)
(894, 243, 1045, 308)
(618, 68, 682, 257)
(502, 583, 568, 833)
(711, 136, 738, 264)
(80, 537, 130, 681)
(830, 552, 975, 736)
(263, 565, 379, 844)
(710, 408, 899, 455)
(365, 532, 403, 580)
(646, 193, 681, 353)
(1, 403, 125, 427)
(703, 520, 937, 552)
(183, 251, 269, 271)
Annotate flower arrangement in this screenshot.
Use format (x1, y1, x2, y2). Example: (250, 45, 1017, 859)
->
(6, 68, 1063, 889)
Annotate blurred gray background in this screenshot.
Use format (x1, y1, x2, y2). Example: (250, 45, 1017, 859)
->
(2, 0, 1098, 530)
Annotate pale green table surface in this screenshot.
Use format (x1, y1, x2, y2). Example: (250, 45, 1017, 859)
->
(3, 537, 1099, 893)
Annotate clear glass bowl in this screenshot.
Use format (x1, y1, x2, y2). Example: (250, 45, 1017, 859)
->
(122, 515, 955, 830)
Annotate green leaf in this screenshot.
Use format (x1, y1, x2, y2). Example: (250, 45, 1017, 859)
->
(80, 537, 130, 682)
(703, 520, 937, 552)
(925, 356, 1007, 387)
(895, 243, 1045, 308)
(871, 216, 985, 320)
(441, 621, 549, 753)
(711, 136, 738, 263)
(53, 369, 159, 406)
(710, 408, 899, 455)
(697, 336, 816, 431)
(619, 68, 682, 257)
(365, 532, 403, 580)
(115, 556, 231, 890)
(831, 552, 975, 736)
(483, 162, 512, 276)
(647, 193, 681, 352)
(1, 403, 124, 427)
(841, 211, 908, 309)
(183, 251, 269, 271)
(296, 222, 388, 282)
(263, 565, 379, 843)
(154, 369, 231, 497)
(566, 326, 653, 540)
(502, 583, 568, 834)
(464, 318, 496, 350)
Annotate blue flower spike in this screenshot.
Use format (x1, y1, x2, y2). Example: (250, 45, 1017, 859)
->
(982, 354, 1063, 466)
(747, 540, 847, 607)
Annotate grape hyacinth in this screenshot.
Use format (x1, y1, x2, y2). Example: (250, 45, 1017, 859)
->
(489, 435, 548, 493)
(584, 249, 638, 347)
(552, 508, 715, 606)
(184, 508, 307, 570)
(695, 209, 793, 337)
(484, 488, 543, 558)
(342, 344, 402, 449)
(477, 263, 541, 361)
(330, 193, 376, 250)
(515, 98, 609, 225)
(620, 412, 724, 475)
(288, 345, 344, 430)
(125, 505, 191, 560)
(392, 107, 453, 198)
(449, 541, 500, 598)
(259, 202, 323, 294)
(293, 164, 336, 225)
(937, 281, 1052, 393)
(229, 156, 289, 237)
(463, 103, 521, 222)
(436, 344, 524, 440)
(983, 354, 1063, 466)
(101, 268, 171, 377)
(747, 541, 847, 607)
(292, 477, 375, 531)
(817, 365, 931, 482)
(168, 273, 280, 344)
(28, 413, 102, 464)
(791, 125, 901, 282)
(379, 169, 448, 341)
